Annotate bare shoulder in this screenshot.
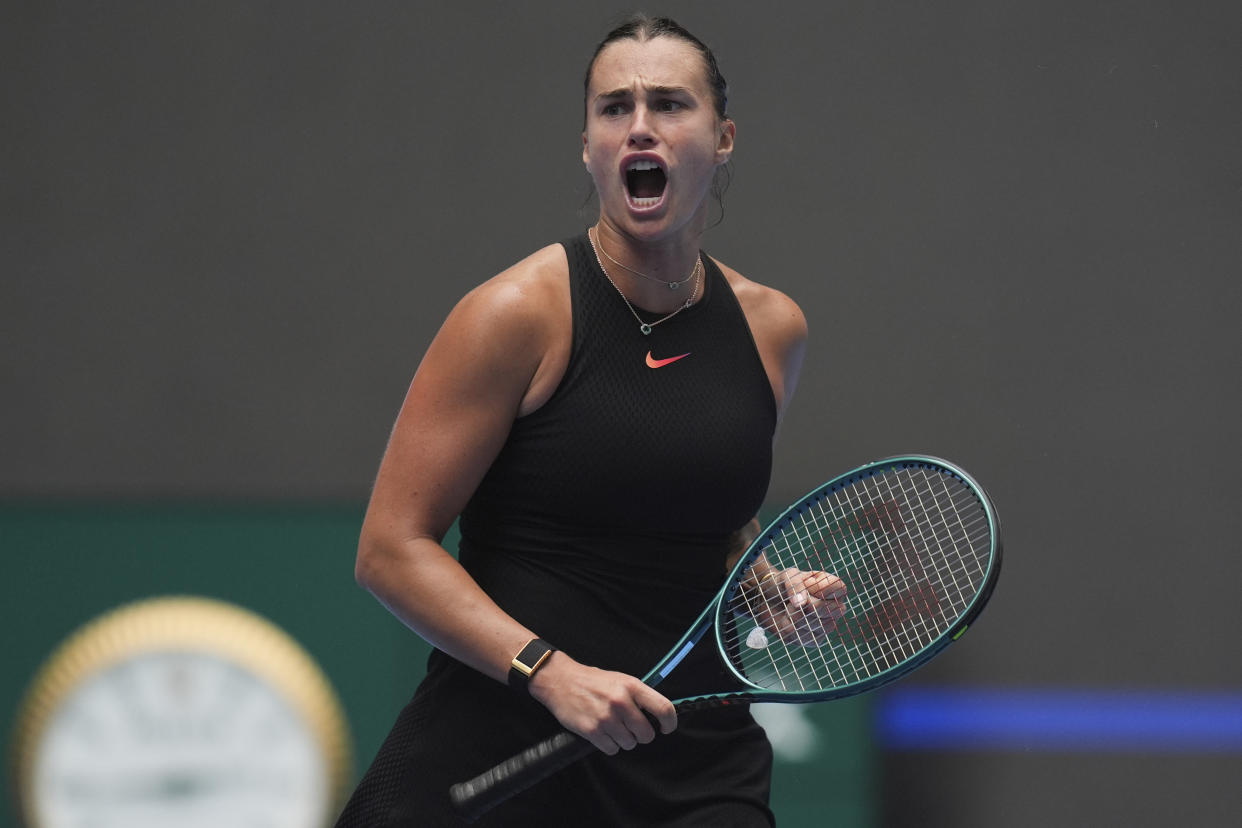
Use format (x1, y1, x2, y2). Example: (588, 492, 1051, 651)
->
(452, 243, 570, 334)
(434, 243, 571, 415)
(711, 258, 808, 345)
(710, 257, 808, 419)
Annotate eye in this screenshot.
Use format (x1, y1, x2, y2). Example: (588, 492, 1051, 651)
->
(600, 102, 629, 117)
(655, 99, 685, 113)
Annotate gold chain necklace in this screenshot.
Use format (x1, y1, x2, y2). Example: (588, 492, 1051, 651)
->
(588, 230, 703, 336)
(589, 226, 695, 290)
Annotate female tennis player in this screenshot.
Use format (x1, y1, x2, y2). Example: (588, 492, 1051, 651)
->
(334, 16, 845, 827)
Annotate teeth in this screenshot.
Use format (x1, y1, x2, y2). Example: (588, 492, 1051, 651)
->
(627, 159, 662, 172)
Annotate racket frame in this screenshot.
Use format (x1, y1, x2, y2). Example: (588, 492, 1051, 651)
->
(450, 454, 1002, 821)
(644, 455, 1002, 707)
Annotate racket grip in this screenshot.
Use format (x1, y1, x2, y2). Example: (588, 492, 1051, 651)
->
(449, 730, 594, 822)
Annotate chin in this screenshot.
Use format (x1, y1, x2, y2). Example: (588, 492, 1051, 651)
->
(607, 202, 695, 237)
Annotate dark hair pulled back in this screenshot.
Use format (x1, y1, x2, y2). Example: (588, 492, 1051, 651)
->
(583, 15, 729, 122)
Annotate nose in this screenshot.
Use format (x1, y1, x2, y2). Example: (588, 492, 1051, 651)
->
(627, 105, 657, 147)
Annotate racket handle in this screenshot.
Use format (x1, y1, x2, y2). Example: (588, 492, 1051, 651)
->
(449, 730, 593, 822)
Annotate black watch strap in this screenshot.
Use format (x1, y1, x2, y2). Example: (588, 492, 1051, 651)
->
(508, 638, 556, 693)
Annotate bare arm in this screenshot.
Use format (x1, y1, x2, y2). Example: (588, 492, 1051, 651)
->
(355, 250, 674, 753)
(716, 266, 847, 642)
(356, 274, 541, 680)
(713, 258, 808, 427)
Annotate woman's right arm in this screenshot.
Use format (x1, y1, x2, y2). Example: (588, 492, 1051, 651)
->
(354, 250, 675, 753)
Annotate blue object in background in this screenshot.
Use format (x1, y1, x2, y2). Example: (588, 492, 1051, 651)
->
(877, 687, 1242, 753)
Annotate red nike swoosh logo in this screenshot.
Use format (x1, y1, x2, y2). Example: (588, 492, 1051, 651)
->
(645, 351, 691, 368)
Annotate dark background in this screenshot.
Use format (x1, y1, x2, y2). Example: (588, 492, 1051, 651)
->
(4, 2, 1240, 825)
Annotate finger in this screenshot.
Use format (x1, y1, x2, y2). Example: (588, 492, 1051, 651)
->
(757, 575, 787, 608)
(603, 721, 639, 751)
(807, 612, 839, 635)
(586, 730, 621, 755)
(614, 706, 654, 747)
(785, 598, 839, 642)
(805, 591, 847, 621)
(792, 604, 834, 635)
(800, 569, 833, 590)
(637, 688, 678, 735)
(805, 571, 847, 599)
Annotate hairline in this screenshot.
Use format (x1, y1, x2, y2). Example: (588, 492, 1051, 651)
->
(583, 25, 727, 126)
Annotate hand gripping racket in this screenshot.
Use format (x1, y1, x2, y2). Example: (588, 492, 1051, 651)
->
(450, 456, 1002, 821)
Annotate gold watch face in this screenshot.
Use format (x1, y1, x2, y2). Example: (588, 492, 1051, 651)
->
(11, 596, 352, 828)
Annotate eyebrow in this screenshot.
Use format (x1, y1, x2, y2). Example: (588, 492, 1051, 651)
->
(594, 85, 694, 102)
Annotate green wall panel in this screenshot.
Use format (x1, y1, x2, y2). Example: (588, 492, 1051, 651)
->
(2, 505, 873, 826)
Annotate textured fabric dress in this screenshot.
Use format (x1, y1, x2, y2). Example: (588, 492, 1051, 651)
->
(335, 233, 780, 827)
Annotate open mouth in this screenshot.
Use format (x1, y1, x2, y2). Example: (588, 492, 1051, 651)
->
(625, 159, 667, 207)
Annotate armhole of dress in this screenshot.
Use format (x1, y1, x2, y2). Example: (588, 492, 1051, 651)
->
(514, 237, 583, 421)
(702, 254, 780, 424)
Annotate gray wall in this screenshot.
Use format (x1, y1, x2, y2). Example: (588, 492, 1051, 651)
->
(5, 2, 1241, 825)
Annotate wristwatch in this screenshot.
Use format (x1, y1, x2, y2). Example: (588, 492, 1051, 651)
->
(507, 638, 557, 693)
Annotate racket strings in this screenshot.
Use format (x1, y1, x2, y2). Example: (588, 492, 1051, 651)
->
(842, 469, 978, 670)
(722, 466, 993, 693)
(813, 468, 988, 681)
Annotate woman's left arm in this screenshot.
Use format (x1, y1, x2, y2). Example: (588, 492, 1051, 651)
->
(720, 265, 847, 640)
(713, 260, 808, 426)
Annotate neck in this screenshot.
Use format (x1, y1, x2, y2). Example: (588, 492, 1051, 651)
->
(591, 220, 704, 310)
(594, 217, 703, 269)
(586, 223, 705, 314)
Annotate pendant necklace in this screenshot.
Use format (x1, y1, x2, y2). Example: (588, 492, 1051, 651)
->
(588, 228, 702, 336)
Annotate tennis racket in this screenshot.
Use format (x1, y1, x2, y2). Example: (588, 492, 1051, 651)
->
(450, 455, 1002, 821)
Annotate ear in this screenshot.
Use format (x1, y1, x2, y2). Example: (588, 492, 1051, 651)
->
(582, 131, 591, 167)
(715, 118, 735, 165)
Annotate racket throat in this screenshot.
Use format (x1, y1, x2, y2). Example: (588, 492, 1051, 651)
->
(657, 639, 698, 679)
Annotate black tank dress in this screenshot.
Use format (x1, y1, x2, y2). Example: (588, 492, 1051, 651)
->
(335, 233, 780, 827)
